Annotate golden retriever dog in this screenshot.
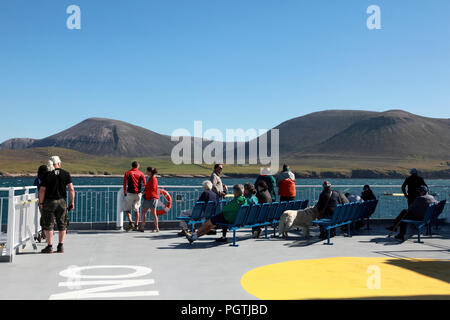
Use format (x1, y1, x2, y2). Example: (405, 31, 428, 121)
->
(278, 206, 319, 238)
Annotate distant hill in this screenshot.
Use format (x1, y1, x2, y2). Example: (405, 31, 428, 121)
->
(1, 110, 449, 168)
(0, 138, 36, 150)
(10, 118, 176, 157)
(297, 110, 450, 158)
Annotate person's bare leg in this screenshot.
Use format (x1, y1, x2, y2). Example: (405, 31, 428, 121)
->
(134, 210, 139, 229)
(126, 211, 133, 223)
(45, 230, 53, 246)
(196, 220, 215, 238)
(58, 230, 66, 244)
(140, 209, 148, 230)
(151, 208, 159, 231)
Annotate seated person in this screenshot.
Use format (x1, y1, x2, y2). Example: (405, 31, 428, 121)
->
(317, 181, 349, 239)
(185, 184, 247, 244)
(217, 183, 259, 242)
(361, 185, 376, 201)
(386, 185, 437, 241)
(252, 180, 273, 239)
(178, 180, 217, 236)
(345, 192, 362, 203)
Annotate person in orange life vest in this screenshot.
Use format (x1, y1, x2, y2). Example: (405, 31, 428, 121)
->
(276, 164, 296, 202)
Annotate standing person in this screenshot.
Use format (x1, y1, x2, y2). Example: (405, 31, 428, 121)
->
(255, 167, 277, 202)
(210, 164, 228, 198)
(402, 169, 428, 206)
(252, 180, 273, 238)
(140, 167, 159, 233)
(361, 185, 376, 201)
(38, 156, 75, 254)
(34, 165, 49, 242)
(123, 161, 146, 232)
(276, 164, 296, 202)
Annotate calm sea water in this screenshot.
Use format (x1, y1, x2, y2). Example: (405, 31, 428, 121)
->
(2, 176, 450, 188)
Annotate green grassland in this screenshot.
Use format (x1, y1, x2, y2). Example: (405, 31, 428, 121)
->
(0, 147, 448, 178)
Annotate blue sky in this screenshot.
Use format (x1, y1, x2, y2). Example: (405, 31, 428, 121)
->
(0, 0, 449, 142)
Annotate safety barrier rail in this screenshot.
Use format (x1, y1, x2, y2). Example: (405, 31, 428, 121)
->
(1, 185, 449, 233)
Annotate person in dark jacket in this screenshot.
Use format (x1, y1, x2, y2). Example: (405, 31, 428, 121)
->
(361, 185, 376, 201)
(255, 167, 277, 202)
(252, 180, 273, 238)
(178, 180, 217, 236)
(387, 186, 437, 241)
(316, 181, 349, 239)
(34, 165, 49, 242)
(402, 169, 428, 206)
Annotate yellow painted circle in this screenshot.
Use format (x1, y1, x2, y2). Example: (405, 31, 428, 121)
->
(241, 257, 450, 300)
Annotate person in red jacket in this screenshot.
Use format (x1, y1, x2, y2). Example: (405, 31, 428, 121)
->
(123, 161, 146, 231)
(276, 164, 296, 202)
(140, 167, 159, 232)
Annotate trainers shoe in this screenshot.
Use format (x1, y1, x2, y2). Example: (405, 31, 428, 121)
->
(394, 234, 405, 242)
(41, 245, 53, 254)
(57, 243, 64, 253)
(252, 229, 262, 239)
(125, 223, 135, 232)
(178, 230, 187, 237)
(185, 233, 195, 244)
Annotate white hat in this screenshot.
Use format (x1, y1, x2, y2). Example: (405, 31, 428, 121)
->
(260, 167, 272, 175)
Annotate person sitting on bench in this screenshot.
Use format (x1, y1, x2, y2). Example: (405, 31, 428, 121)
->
(386, 185, 437, 241)
(185, 184, 247, 244)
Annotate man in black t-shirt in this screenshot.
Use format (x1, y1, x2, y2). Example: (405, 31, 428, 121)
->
(401, 169, 428, 205)
(39, 156, 75, 254)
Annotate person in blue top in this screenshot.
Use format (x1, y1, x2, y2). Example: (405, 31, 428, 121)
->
(244, 183, 259, 205)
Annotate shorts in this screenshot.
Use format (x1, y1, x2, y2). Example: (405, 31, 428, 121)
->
(123, 193, 142, 212)
(41, 199, 69, 231)
(210, 212, 229, 226)
(143, 199, 158, 210)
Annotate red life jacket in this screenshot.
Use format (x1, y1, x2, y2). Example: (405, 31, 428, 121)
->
(278, 179, 296, 197)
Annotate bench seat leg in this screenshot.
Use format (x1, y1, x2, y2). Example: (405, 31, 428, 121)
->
(323, 228, 333, 245)
(229, 230, 239, 247)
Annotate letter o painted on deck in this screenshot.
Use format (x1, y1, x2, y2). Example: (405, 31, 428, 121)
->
(59, 265, 152, 279)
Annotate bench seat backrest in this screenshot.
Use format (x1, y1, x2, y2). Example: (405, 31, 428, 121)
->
(246, 204, 262, 225)
(202, 201, 217, 219)
(232, 205, 250, 226)
(191, 201, 206, 220)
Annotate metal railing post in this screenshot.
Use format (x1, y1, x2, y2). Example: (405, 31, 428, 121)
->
(5, 188, 16, 262)
(116, 191, 123, 230)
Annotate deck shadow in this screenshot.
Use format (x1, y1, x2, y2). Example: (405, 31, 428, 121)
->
(384, 259, 450, 284)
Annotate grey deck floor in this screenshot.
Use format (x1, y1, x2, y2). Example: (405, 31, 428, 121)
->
(1, 224, 449, 300)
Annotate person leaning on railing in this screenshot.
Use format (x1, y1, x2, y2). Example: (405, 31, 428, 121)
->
(185, 184, 247, 244)
(210, 164, 228, 198)
(38, 156, 75, 254)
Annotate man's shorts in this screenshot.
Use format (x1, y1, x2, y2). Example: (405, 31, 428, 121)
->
(142, 199, 158, 210)
(41, 199, 69, 231)
(123, 193, 142, 212)
(210, 212, 229, 226)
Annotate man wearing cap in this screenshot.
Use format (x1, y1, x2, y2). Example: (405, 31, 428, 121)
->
(38, 156, 75, 254)
(387, 185, 437, 241)
(316, 181, 349, 239)
(401, 169, 428, 206)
